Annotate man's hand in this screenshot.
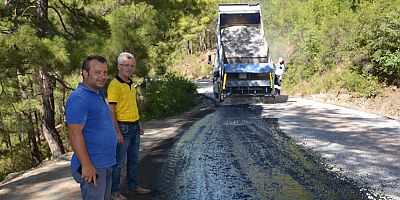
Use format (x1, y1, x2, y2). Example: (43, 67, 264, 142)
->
(116, 132, 124, 144)
(81, 164, 97, 186)
(140, 128, 144, 135)
(109, 104, 123, 143)
(68, 123, 97, 186)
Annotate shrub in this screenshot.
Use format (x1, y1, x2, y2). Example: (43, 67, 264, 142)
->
(319, 68, 343, 93)
(140, 74, 197, 120)
(342, 70, 381, 98)
(0, 141, 33, 181)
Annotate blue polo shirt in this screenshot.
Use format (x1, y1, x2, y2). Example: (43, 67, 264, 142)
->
(66, 83, 117, 168)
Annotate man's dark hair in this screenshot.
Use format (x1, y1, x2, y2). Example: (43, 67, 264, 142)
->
(82, 55, 107, 72)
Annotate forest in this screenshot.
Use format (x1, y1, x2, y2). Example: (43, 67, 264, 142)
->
(262, 0, 400, 96)
(1, 0, 399, 181)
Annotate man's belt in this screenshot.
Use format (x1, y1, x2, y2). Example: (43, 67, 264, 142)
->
(118, 121, 138, 125)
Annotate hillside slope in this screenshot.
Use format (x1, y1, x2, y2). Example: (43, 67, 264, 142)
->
(302, 87, 400, 121)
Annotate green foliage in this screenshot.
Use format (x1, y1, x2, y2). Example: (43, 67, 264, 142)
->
(193, 64, 212, 78)
(320, 71, 342, 94)
(102, 1, 217, 77)
(140, 74, 197, 120)
(1, 0, 112, 180)
(105, 3, 158, 76)
(258, 0, 399, 97)
(342, 70, 381, 98)
(349, 1, 400, 85)
(145, 0, 217, 74)
(0, 141, 33, 181)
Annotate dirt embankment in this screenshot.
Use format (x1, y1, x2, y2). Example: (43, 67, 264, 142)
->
(303, 86, 400, 121)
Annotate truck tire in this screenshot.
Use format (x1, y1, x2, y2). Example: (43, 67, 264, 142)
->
(218, 85, 224, 102)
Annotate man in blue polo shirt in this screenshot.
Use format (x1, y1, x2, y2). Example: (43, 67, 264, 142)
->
(66, 55, 117, 200)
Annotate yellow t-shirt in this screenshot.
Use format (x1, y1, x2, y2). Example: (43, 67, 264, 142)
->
(107, 76, 139, 122)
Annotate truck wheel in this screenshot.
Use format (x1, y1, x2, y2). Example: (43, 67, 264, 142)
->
(218, 86, 224, 102)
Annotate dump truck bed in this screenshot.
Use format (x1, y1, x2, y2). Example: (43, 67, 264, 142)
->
(221, 25, 269, 64)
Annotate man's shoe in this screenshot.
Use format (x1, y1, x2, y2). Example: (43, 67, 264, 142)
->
(129, 187, 151, 195)
(111, 192, 127, 200)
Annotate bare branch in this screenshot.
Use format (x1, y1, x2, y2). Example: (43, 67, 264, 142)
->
(101, 7, 113, 16)
(0, 29, 12, 34)
(57, 0, 74, 14)
(0, 80, 4, 96)
(48, 5, 74, 38)
(52, 72, 74, 90)
(0, 80, 18, 113)
(0, 127, 17, 134)
(21, 5, 37, 17)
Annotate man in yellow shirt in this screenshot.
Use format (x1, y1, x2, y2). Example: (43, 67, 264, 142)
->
(108, 52, 150, 200)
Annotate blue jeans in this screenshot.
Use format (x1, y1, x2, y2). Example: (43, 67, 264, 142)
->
(71, 166, 113, 200)
(111, 121, 141, 192)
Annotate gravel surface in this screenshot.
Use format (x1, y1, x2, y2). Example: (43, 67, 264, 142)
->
(221, 25, 269, 63)
(270, 97, 400, 199)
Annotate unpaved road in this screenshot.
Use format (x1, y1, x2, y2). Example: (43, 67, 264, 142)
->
(0, 79, 399, 200)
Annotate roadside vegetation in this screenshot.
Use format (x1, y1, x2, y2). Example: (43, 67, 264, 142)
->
(139, 74, 198, 120)
(259, 0, 400, 98)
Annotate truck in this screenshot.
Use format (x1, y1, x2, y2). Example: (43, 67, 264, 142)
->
(211, 3, 276, 102)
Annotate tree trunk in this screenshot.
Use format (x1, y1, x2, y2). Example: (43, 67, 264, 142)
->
(5, 131, 12, 150)
(36, 0, 48, 19)
(198, 32, 201, 52)
(18, 133, 22, 143)
(26, 112, 42, 166)
(206, 28, 210, 50)
(203, 29, 206, 51)
(40, 68, 65, 158)
(34, 110, 42, 146)
(0, 112, 12, 150)
(17, 70, 42, 166)
(35, 0, 65, 158)
(187, 40, 190, 56)
(59, 83, 66, 124)
(190, 40, 193, 55)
